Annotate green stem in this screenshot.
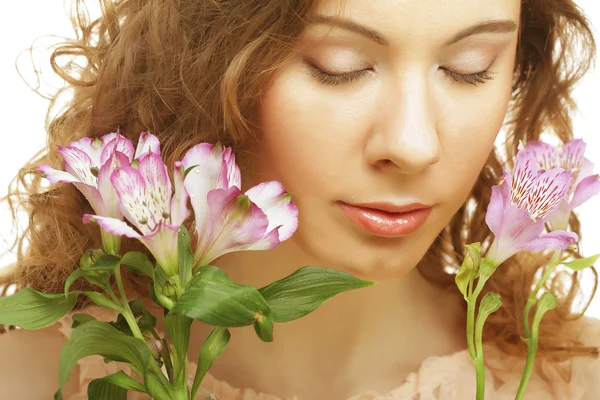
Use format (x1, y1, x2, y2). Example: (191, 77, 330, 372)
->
(515, 334, 538, 400)
(466, 274, 489, 360)
(115, 265, 172, 396)
(522, 250, 562, 338)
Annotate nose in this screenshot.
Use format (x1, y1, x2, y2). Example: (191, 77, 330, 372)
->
(365, 71, 441, 175)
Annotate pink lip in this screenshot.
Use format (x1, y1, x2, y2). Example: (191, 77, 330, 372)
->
(338, 202, 432, 238)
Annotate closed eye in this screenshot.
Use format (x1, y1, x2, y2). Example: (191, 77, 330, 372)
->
(305, 59, 496, 87)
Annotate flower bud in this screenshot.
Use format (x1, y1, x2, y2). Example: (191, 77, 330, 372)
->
(79, 249, 106, 269)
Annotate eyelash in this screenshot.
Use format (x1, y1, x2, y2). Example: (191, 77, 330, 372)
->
(306, 61, 495, 87)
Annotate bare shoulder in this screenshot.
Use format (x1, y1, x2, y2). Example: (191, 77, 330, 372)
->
(0, 324, 80, 399)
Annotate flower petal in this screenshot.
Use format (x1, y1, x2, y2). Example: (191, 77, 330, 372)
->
(97, 152, 131, 219)
(182, 143, 235, 234)
(139, 223, 179, 276)
(69, 136, 104, 166)
(197, 187, 268, 265)
(245, 181, 298, 242)
(138, 152, 172, 217)
(525, 141, 560, 171)
(510, 150, 541, 210)
(170, 161, 189, 226)
(83, 214, 142, 238)
(520, 230, 578, 253)
(485, 172, 510, 237)
(111, 166, 151, 234)
(100, 132, 135, 165)
(527, 168, 572, 220)
(38, 165, 80, 185)
(134, 131, 161, 159)
(570, 174, 600, 209)
(486, 203, 546, 264)
(58, 146, 97, 186)
(561, 139, 586, 170)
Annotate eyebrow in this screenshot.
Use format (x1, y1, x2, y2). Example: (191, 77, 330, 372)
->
(307, 15, 518, 46)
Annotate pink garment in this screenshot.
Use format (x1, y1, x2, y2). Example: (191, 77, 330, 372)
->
(56, 306, 600, 400)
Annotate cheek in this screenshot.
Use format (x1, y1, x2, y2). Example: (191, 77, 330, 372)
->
(250, 67, 376, 194)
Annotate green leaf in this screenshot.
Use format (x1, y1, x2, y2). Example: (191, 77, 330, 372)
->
(563, 253, 600, 271)
(89, 371, 146, 396)
(57, 320, 151, 394)
(83, 292, 122, 312)
(165, 314, 193, 385)
(0, 288, 78, 330)
(64, 269, 88, 297)
(170, 266, 271, 327)
(178, 225, 194, 289)
(258, 266, 375, 323)
(253, 312, 274, 342)
(191, 328, 230, 398)
(87, 378, 127, 400)
(92, 254, 122, 269)
(120, 251, 155, 279)
(144, 372, 173, 400)
(71, 313, 97, 329)
(455, 243, 482, 300)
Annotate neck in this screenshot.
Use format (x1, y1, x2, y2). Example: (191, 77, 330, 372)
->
(181, 240, 466, 399)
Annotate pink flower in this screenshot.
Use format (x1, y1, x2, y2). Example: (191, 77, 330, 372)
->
(181, 143, 298, 266)
(525, 139, 600, 230)
(82, 137, 188, 277)
(485, 149, 578, 265)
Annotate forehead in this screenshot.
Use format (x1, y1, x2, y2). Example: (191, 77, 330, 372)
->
(310, 0, 521, 45)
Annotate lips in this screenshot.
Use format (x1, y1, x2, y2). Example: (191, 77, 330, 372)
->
(338, 201, 432, 237)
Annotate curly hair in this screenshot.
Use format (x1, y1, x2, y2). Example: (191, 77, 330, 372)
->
(1, 0, 598, 376)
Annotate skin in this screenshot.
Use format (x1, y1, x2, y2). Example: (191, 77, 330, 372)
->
(156, 0, 522, 398)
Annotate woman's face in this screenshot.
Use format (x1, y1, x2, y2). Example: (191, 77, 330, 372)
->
(246, 0, 520, 280)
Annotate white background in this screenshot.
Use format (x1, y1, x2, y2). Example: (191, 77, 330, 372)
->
(1, 1, 599, 316)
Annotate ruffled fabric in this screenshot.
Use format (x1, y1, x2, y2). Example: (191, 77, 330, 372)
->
(57, 306, 599, 400)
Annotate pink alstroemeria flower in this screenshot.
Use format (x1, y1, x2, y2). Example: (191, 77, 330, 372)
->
(525, 139, 600, 231)
(181, 143, 298, 267)
(485, 149, 578, 266)
(83, 149, 189, 277)
(39, 131, 136, 219)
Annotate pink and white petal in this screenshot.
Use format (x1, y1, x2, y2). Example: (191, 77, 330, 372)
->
(74, 183, 107, 216)
(38, 165, 80, 185)
(170, 161, 189, 226)
(496, 203, 546, 253)
(140, 224, 179, 275)
(199, 187, 269, 265)
(110, 166, 151, 233)
(520, 230, 578, 253)
(510, 150, 541, 209)
(525, 141, 560, 171)
(182, 143, 230, 233)
(222, 146, 242, 189)
(561, 139, 587, 170)
(546, 200, 571, 232)
(570, 174, 600, 209)
(97, 152, 131, 219)
(59, 146, 97, 186)
(578, 158, 595, 181)
(527, 168, 572, 220)
(137, 152, 172, 217)
(134, 131, 161, 159)
(69, 137, 104, 166)
(100, 133, 135, 165)
(485, 176, 510, 237)
(244, 228, 281, 251)
(245, 181, 299, 241)
(83, 214, 142, 238)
